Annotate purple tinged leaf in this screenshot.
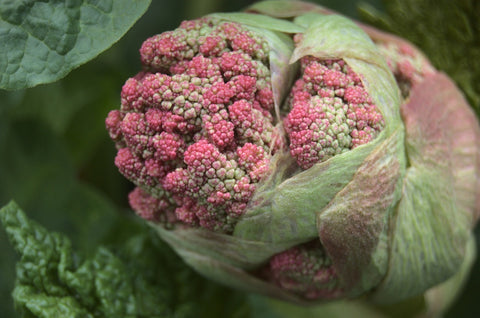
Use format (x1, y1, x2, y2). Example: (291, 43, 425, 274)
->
(317, 130, 404, 297)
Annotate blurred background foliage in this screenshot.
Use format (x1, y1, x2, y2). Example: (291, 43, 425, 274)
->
(0, 0, 478, 317)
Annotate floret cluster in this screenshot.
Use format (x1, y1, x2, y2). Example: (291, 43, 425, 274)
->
(264, 240, 342, 300)
(285, 55, 385, 169)
(106, 18, 280, 233)
(106, 18, 386, 234)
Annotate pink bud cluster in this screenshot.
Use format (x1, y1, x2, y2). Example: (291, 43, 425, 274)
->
(106, 18, 280, 233)
(106, 18, 388, 236)
(376, 42, 435, 96)
(284, 56, 385, 169)
(105, 15, 392, 302)
(264, 240, 342, 299)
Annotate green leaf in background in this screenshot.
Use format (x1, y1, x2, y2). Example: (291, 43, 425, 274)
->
(0, 0, 151, 90)
(0, 201, 252, 318)
(359, 0, 480, 115)
(0, 201, 177, 317)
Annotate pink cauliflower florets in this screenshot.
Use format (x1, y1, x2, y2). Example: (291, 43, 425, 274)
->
(106, 18, 387, 235)
(265, 240, 342, 300)
(106, 17, 280, 233)
(284, 53, 385, 169)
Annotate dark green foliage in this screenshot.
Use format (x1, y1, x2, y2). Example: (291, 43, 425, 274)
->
(0, 0, 152, 90)
(360, 0, 480, 115)
(0, 202, 251, 318)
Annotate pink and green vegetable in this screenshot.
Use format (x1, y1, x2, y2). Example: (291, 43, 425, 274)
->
(105, 0, 480, 308)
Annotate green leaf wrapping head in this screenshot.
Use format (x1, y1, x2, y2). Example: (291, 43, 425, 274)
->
(105, 0, 480, 306)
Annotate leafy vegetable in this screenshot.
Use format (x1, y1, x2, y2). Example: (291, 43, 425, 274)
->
(0, 201, 251, 318)
(0, 0, 151, 90)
